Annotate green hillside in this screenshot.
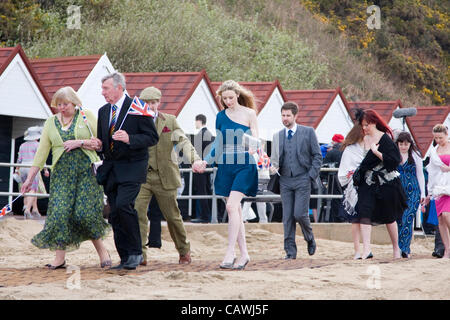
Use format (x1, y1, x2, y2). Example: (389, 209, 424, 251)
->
(1, 0, 448, 106)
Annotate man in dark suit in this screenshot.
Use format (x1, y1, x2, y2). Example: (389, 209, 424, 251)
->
(94, 72, 158, 270)
(270, 102, 322, 259)
(191, 114, 215, 223)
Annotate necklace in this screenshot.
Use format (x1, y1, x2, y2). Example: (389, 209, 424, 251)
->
(61, 114, 74, 127)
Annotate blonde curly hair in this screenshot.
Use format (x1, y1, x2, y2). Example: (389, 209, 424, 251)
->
(216, 80, 256, 111)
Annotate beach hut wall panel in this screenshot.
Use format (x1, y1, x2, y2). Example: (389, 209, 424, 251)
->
(257, 86, 286, 141)
(76, 54, 116, 115)
(285, 88, 353, 144)
(315, 93, 354, 144)
(31, 53, 116, 116)
(0, 53, 52, 119)
(177, 78, 220, 135)
(0, 45, 52, 208)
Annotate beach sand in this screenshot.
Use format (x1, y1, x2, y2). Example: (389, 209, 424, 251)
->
(0, 216, 448, 300)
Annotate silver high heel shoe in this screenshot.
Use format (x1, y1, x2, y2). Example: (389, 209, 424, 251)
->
(232, 257, 250, 270)
(219, 257, 237, 269)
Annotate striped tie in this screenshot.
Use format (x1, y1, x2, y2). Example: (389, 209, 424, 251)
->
(110, 104, 117, 150)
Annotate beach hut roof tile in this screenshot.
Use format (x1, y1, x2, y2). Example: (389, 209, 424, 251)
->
(31, 54, 102, 99)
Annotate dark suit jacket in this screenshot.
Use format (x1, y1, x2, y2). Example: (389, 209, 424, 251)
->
(96, 95, 159, 185)
(191, 127, 215, 160)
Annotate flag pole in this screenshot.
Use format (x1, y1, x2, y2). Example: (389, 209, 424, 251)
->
(77, 106, 95, 138)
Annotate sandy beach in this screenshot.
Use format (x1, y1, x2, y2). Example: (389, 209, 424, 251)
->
(0, 216, 448, 300)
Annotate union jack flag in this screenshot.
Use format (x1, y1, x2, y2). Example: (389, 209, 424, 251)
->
(0, 204, 11, 217)
(256, 148, 271, 169)
(129, 97, 155, 117)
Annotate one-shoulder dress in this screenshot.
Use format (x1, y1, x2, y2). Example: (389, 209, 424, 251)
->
(205, 110, 258, 197)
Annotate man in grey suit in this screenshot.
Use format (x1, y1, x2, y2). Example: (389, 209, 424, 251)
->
(270, 102, 322, 259)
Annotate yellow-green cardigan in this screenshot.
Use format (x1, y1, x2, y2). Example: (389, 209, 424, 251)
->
(32, 109, 100, 170)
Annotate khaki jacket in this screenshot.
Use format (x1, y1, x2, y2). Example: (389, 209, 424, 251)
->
(148, 112, 201, 190)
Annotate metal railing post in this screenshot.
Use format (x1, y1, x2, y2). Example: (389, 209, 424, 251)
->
(211, 167, 218, 224)
(188, 169, 193, 217)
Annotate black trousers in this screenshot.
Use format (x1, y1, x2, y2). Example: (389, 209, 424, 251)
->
(147, 196, 163, 248)
(192, 172, 212, 221)
(106, 182, 143, 263)
(434, 225, 445, 255)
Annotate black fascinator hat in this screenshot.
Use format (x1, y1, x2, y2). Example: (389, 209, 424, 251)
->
(352, 108, 365, 123)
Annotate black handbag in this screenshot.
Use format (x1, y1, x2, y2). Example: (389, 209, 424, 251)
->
(267, 174, 280, 194)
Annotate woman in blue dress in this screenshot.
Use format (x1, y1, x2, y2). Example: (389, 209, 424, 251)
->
(395, 132, 425, 258)
(205, 80, 259, 270)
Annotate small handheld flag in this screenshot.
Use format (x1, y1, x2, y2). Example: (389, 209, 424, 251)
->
(0, 194, 23, 217)
(118, 96, 155, 130)
(77, 106, 94, 138)
(0, 204, 11, 217)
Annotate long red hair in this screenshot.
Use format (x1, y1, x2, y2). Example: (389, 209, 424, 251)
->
(358, 109, 393, 138)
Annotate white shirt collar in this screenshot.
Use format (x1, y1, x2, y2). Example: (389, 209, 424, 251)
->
(115, 93, 126, 109)
(285, 124, 297, 137)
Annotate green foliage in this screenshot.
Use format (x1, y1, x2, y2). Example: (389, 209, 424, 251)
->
(300, 0, 449, 105)
(23, 0, 326, 89)
(0, 0, 62, 46)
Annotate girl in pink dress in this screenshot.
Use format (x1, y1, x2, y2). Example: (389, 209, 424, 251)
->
(423, 124, 450, 258)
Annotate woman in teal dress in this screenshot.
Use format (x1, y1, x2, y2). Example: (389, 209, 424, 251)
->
(395, 132, 425, 258)
(205, 80, 259, 270)
(21, 87, 111, 269)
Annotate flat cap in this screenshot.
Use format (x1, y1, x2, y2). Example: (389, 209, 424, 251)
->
(140, 86, 162, 100)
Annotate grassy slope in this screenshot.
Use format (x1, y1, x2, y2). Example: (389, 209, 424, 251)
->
(22, 0, 441, 107)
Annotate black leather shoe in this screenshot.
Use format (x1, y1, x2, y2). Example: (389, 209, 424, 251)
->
(146, 241, 162, 249)
(307, 239, 316, 256)
(432, 251, 444, 258)
(284, 255, 296, 260)
(123, 255, 143, 270)
(45, 260, 66, 270)
(110, 263, 124, 270)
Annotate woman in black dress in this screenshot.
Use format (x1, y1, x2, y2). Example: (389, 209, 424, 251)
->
(354, 109, 407, 259)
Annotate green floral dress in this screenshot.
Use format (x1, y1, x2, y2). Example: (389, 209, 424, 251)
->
(32, 111, 110, 251)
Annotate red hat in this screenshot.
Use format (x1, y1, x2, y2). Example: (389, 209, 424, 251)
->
(332, 134, 344, 143)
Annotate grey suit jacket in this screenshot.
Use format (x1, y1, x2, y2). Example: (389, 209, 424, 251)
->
(271, 124, 322, 181)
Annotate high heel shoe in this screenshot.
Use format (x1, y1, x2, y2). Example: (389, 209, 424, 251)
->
(362, 252, 373, 260)
(45, 260, 66, 270)
(23, 207, 32, 220)
(219, 257, 236, 269)
(232, 257, 250, 270)
(31, 211, 41, 219)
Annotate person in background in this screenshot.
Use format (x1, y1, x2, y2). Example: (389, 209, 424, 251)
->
(395, 131, 425, 258)
(205, 80, 259, 270)
(21, 86, 111, 269)
(242, 148, 271, 223)
(422, 124, 450, 259)
(355, 109, 407, 259)
(338, 120, 367, 259)
(191, 114, 215, 223)
(16, 126, 48, 219)
(323, 133, 346, 222)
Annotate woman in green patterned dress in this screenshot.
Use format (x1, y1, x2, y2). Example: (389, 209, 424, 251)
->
(21, 87, 111, 269)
